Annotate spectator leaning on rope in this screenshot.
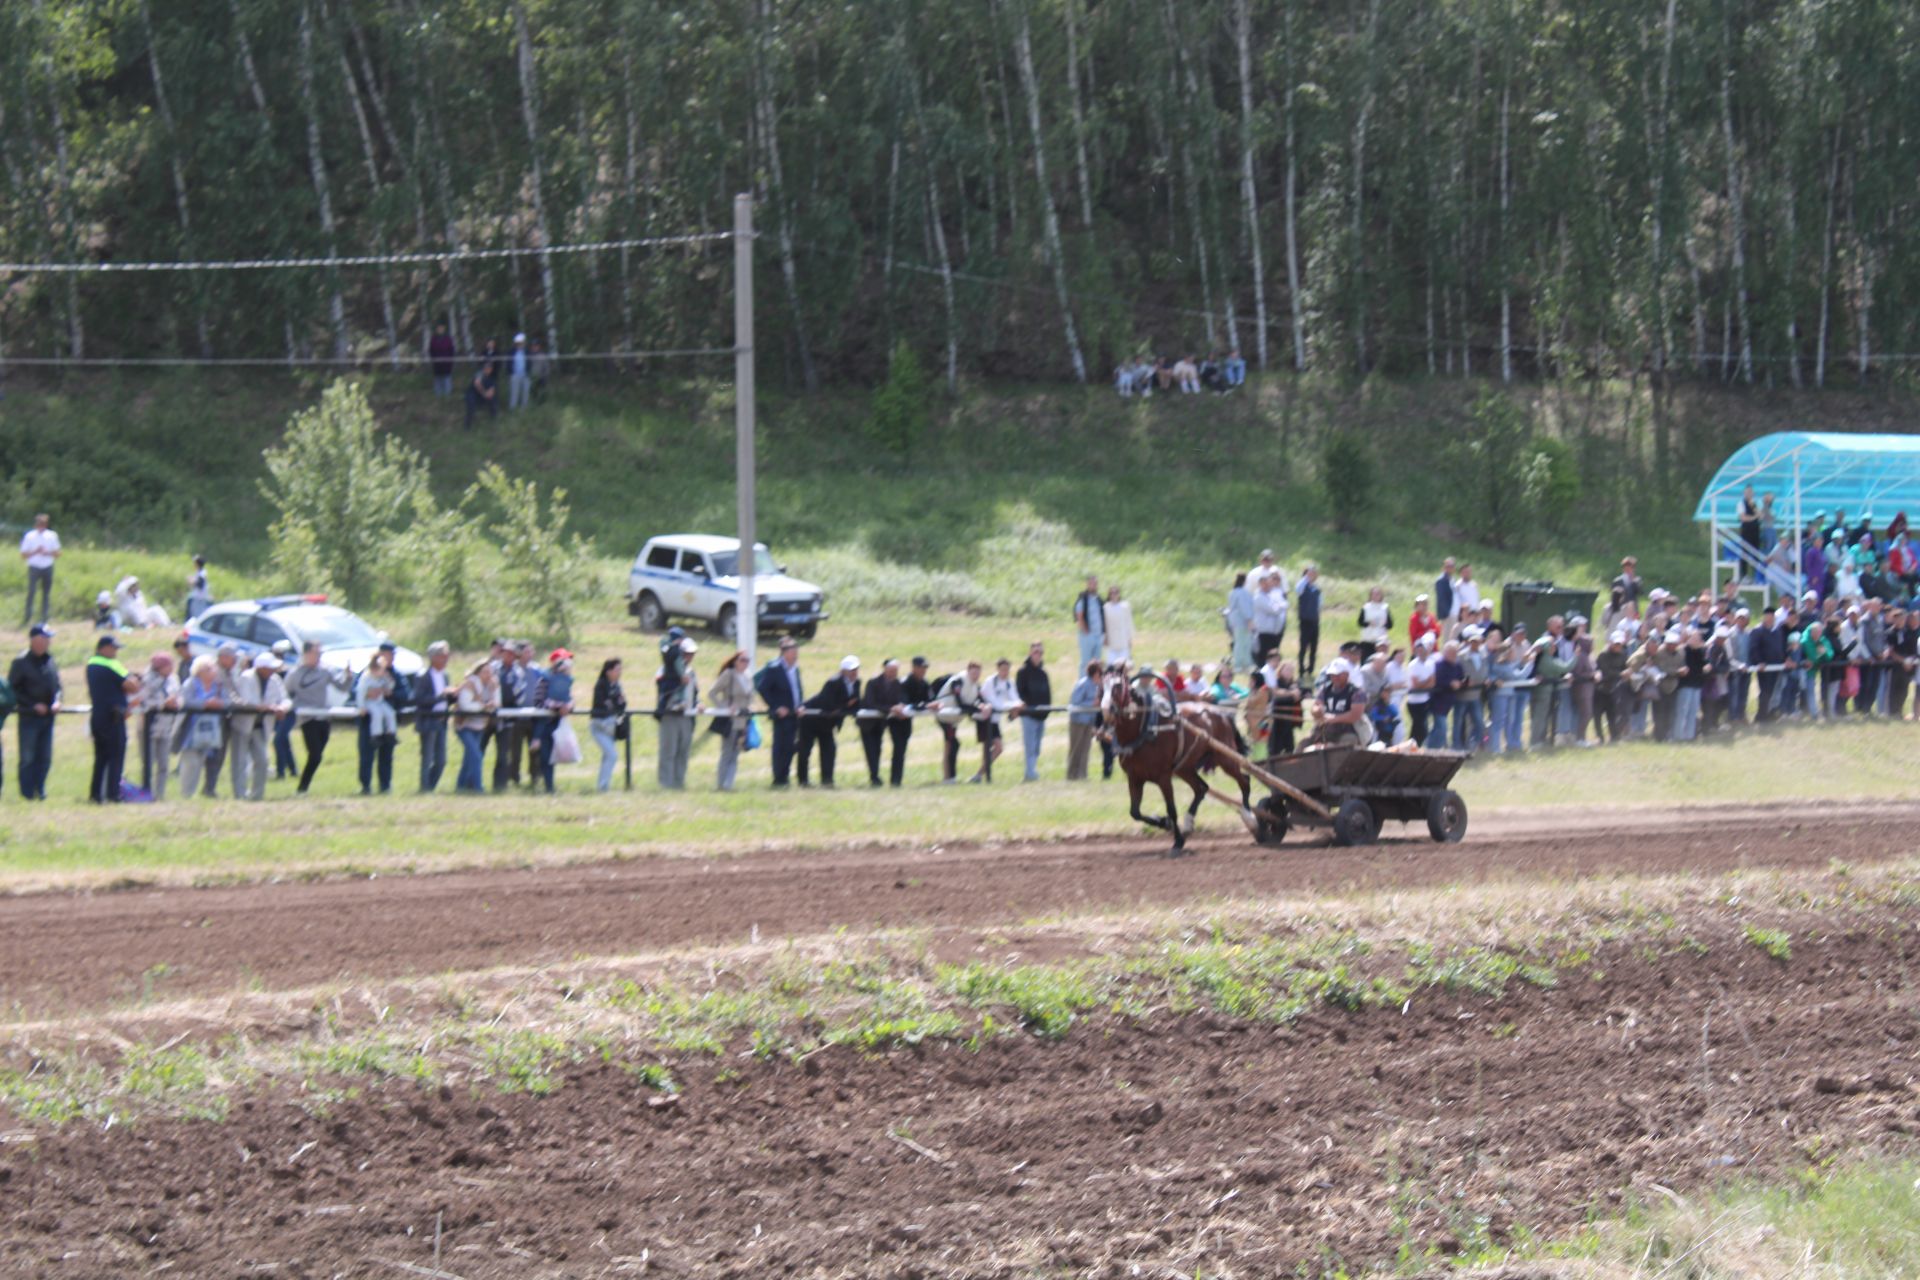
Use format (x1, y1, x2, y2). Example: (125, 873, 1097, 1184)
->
(10, 624, 61, 801)
(229, 652, 289, 802)
(799, 654, 859, 788)
(534, 650, 575, 794)
(655, 629, 700, 791)
(707, 651, 752, 793)
(176, 655, 227, 797)
(137, 650, 182, 800)
(1015, 642, 1050, 783)
(287, 641, 353, 794)
(593, 657, 630, 794)
(453, 659, 499, 794)
(86, 634, 138, 804)
(415, 641, 455, 794)
(754, 636, 805, 788)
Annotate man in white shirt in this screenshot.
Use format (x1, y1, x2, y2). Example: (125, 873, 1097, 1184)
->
(19, 513, 60, 628)
(1247, 549, 1289, 601)
(977, 658, 1021, 783)
(1404, 634, 1438, 748)
(1453, 564, 1483, 620)
(1259, 570, 1290, 662)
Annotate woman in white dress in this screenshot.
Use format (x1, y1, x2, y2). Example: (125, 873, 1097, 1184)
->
(1102, 585, 1134, 667)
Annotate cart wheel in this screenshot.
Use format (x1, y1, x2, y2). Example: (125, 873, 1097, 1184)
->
(1332, 798, 1377, 847)
(1253, 796, 1288, 846)
(1426, 789, 1468, 843)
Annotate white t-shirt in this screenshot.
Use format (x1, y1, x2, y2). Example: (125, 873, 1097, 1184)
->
(20, 528, 60, 570)
(1102, 600, 1135, 661)
(1454, 579, 1483, 616)
(1405, 654, 1436, 704)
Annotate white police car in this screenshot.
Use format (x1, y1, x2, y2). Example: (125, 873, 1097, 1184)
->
(627, 534, 828, 640)
(185, 595, 426, 687)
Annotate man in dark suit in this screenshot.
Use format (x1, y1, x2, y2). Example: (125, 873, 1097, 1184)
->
(753, 636, 804, 787)
(799, 655, 861, 787)
(860, 658, 914, 788)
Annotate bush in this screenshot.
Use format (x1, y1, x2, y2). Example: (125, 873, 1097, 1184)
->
(867, 340, 931, 458)
(1320, 432, 1375, 534)
(466, 464, 599, 645)
(259, 381, 433, 608)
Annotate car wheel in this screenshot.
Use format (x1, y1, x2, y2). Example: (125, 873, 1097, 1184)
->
(1425, 789, 1468, 843)
(1332, 798, 1378, 847)
(635, 592, 666, 632)
(714, 604, 738, 641)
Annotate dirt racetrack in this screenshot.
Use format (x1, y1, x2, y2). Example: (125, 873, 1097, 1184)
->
(3, 800, 1920, 1015)
(2, 906, 1916, 1277)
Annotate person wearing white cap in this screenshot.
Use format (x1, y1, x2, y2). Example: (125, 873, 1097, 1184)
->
(1404, 633, 1438, 747)
(508, 332, 532, 410)
(1487, 633, 1532, 753)
(1453, 628, 1489, 750)
(796, 654, 861, 787)
(656, 634, 702, 790)
(114, 575, 172, 629)
(230, 652, 289, 801)
(1305, 658, 1372, 748)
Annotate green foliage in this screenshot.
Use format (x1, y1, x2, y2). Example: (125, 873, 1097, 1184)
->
(867, 340, 932, 458)
(1742, 924, 1792, 961)
(259, 381, 433, 608)
(1320, 432, 1375, 534)
(466, 464, 599, 646)
(1445, 391, 1582, 549)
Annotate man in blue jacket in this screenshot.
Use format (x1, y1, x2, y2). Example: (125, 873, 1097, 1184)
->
(753, 636, 804, 787)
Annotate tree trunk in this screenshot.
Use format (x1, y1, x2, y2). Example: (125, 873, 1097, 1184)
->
(1165, 0, 1216, 349)
(907, 53, 960, 393)
(1497, 77, 1511, 384)
(1351, 0, 1381, 376)
(296, 3, 350, 361)
(512, 1, 561, 364)
(1234, 0, 1272, 370)
(753, 27, 819, 392)
(1718, 12, 1754, 384)
(1814, 128, 1838, 389)
(1782, 176, 1800, 388)
(1646, 0, 1676, 378)
(1011, 2, 1087, 382)
(1062, 0, 1095, 228)
(140, 0, 211, 357)
(336, 40, 402, 367)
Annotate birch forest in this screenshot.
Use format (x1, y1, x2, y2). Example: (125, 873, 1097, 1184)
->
(2, 0, 1917, 390)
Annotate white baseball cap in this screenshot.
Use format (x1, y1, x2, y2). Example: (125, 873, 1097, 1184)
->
(1327, 658, 1352, 677)
(840, 654, 860, 671)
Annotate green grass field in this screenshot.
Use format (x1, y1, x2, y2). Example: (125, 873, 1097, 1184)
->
(3, 709, 1915, 893)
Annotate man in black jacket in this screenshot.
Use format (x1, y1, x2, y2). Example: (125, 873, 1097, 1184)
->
(1014, 641, 1051, 782)
(860, 658, 913, 787)
(799, 655, 860, 787)
(9, 624, 61, 800)
(753, 637, 805, 787)
(1750, 607, 1788, 722)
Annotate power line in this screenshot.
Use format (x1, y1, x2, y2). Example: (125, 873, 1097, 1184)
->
(0, 348, 733, 368)
(0, 231, 734, 275)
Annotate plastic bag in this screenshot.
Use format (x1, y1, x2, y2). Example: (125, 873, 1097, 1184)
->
(551, 718, 582, 765)
(745, 715, 762, 751)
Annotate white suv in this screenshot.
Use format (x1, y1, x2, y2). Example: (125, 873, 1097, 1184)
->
(627, 534, 829, 640)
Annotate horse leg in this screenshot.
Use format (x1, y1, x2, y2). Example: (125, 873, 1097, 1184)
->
(1157, 777, 1185, 854)
(1182, 770, 1208, 831)
(1127, 774, 1167, 832)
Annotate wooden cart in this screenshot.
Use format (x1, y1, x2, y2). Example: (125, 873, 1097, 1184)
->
(1245, 743, 1470, 847)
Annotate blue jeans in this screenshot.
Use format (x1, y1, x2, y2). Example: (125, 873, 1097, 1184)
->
(591, 717, 620, 791)
(1452, 700, 1484, 750)
(1672, 686, 1702, 740)
(433, 374, 453, 396)
(1487, 691, 1513, 753)
(456, 728, 486, 791)
(1078, 631, 1103, 670)
(532, 719, 557, 791)
(274, 712, 298, 777)
(1021, 716, 1046, 780)
(17, 713, 54, 800)
(418, 719, 448, 791)
(1424, 707, 1453, 750)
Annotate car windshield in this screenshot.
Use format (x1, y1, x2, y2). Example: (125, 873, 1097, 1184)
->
(708, 546, 779, 578)
(268, 605, 383, 649)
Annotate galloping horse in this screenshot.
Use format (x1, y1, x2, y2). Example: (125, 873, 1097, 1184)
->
(1103, 672, 1262, 856)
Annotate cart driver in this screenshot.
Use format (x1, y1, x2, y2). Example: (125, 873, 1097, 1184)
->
(1306, 658, 1375, 748)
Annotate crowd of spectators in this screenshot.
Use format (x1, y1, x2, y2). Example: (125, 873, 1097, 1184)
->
(13, 507, 1920, 803)
(1113, 351, 1245, 397)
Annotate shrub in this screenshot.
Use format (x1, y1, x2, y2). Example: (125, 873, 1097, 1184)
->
(259, 381, 433, 608)
(1320, 432, 1375, 534)
(867, 339, 931, 458)
(466, 464, 599, 645)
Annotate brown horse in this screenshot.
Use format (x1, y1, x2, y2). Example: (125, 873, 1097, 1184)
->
(1104, 673, 1261, 855)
